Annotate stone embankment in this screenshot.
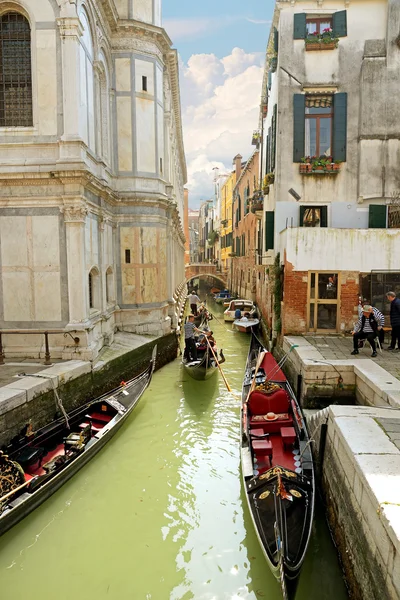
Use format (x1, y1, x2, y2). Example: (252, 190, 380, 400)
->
(279, 335, 400, 600)
(0, 331, 178, 449)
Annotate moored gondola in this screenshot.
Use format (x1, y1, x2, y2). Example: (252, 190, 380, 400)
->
(240, 334, 315, 599)
(0, 346, 157, 537)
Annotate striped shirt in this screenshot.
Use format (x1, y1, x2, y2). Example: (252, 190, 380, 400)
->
(184, 321, 196, 339)
(354, 307, 384, 333)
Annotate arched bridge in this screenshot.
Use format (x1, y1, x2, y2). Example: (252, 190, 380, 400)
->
(185, 263, 228, 288)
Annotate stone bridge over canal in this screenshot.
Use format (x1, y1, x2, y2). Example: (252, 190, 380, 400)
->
(185, 263, 228, 288)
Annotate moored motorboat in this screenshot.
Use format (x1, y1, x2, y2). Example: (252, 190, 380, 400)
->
(224, 299, 256, 322)
(214, 290, 235, 304)
(233, 317, 260, 332)
(0, 347, 157, 537)
(240, 334, 315, 599)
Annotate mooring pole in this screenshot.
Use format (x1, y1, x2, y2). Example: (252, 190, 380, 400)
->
(296, 373, 303, 404)
(0, 333, 4, 365)
(44, 332, 51, 365)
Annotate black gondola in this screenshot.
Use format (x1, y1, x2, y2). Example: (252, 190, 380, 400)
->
(182, 315, 224, 380)
(240, 334, 315, 599)
(0, 346, 157, 537)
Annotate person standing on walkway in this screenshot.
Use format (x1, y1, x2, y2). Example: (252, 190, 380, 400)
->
(386, 291, 400, 350)
(351, 304, 384, 357)
(184, 314, 202, 362)
(188, 290, 201, 316)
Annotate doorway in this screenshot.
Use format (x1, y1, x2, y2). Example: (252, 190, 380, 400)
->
(308, 272, 339, 332)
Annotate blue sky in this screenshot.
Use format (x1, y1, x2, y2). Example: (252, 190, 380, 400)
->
(163, 1, 275, 207)
(163, 0, 273, 62)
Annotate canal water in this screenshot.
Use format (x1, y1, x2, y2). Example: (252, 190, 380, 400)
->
(0, 301, 348, 600)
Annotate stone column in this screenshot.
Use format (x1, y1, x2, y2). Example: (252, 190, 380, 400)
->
(57, 17, 83, 141)
(61, 203, 88, 325)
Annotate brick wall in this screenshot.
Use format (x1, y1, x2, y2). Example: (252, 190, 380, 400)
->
(282, 260, 308, 334)
(339, 272, 359, 332)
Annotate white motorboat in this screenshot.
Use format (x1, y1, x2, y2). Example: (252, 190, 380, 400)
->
(223, 299, 256, 322)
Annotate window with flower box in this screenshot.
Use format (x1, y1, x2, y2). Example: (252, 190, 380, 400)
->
(294, 11, 347, 50)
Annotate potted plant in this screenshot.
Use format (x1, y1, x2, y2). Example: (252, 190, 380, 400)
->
(305, 28, 339, 51)
(299, 156, 312, 173)
(333, 159, 342, 171)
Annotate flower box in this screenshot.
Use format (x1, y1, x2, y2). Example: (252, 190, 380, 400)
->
(299, 163, 312, 173)
(306, 41, 337, 51)
(251, 201, 263, 213)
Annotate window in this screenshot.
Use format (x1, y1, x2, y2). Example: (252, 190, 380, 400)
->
(142, 76, 147, 92)
(369, 204, 400, 229)
(306, 17, 332, 35)
(300, 206, 328, 227)
(293, 93, 347, 163)
(0, 12, 32, 127)
(106, 267, 114, 303)
(388, 206, 400, 229)
(88, 267, 100, 310)
(305, 95, 332, 157)
(125, 249, 131, 263)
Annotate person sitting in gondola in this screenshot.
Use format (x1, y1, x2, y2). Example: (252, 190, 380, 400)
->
(184, 315, 203, 362)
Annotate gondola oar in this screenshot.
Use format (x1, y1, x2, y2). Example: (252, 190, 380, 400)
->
(204, 336, 232, 392)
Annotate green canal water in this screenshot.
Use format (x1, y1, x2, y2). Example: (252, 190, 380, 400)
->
(0, 302, 348, 600)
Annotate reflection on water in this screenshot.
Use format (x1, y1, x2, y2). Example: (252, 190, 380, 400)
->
(0, 300, 348, 600)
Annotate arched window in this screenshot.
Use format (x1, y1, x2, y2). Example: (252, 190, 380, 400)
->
(106, 267, 114, 304)
(0, 12, 32, 127)
(88, 267, 100, 310)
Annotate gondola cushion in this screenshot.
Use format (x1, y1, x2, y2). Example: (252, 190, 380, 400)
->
(249, 414, 293, 433)
(252, 439, 273, 456)
(248, 388, 289, 415)
(281, 426, 296, 448)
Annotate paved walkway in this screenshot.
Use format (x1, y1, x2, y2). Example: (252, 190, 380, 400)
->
(304, 335, 400, 381)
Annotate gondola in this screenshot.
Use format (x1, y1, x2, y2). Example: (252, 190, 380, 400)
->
(0, 346, 157, 537)
(182, 317, 225, 381)
(240, 334, 315, 599)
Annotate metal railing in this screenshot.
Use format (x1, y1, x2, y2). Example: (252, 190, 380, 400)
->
(0, 330, 80, 366)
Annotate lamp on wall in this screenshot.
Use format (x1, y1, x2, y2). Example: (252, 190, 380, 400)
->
(288, 188, 301, 201)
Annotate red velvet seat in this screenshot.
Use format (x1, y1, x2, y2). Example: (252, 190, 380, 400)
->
(252, 439, 273, 465)
(281, 426, 296, 449)
(248, 388, 290, 415)
(249, 414, 293, 433)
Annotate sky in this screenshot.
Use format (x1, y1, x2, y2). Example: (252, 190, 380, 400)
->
(163, 0, 275, 208)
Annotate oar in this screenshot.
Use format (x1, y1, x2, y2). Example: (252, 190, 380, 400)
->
(205, 308, 224, 326)
(0, 479, 32, 505)
(204, 336, 232, 392)
(245, 349, 267, 403)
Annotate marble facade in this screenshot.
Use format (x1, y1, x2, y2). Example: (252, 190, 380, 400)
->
(0, 0, 186, 360)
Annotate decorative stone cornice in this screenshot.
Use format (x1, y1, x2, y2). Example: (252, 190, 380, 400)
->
(56, 17, 83, 39)
(113, 19, 172, 55)
(61, 203, 88, 223)
(167, 50, 187, 184)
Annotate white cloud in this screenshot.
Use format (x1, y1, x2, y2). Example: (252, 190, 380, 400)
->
(180, 48, 264, 207)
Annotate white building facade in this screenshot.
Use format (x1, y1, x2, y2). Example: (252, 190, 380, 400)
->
(256, 0, 400, 336)
(0, 0, 186, 359)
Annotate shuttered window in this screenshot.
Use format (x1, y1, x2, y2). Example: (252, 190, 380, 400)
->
(332, 10, 347, 37)
(293, 95, 306, 162)
(333, 93, 347, 161)
(274, 27, 279, 52)
(369, 205, 387, 228)
(293, 13, 307, 39)
(271, 104, 277, 171)
(265, 211, 275, 250)
(268, 71, 272, 90)
(265, 131, 270, 175)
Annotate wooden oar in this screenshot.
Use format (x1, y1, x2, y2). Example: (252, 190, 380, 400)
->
(245, 349, 267, 403)
(0, 479, 32, 505)
(205, 336, 232, 392)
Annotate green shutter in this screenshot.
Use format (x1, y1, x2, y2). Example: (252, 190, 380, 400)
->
(271, 104, 277, 171)
(320, 206, 328, 227)
(293, 13, 306, 39)
(265, 133, 270, 175)
(333, 10, 347, 37)
(274, 28, 279, 52)
(333, 93, 347, 162)
(369, 205, 387, 228)
(268, 71, 272, 90)
(299, 206, 306, 227)
(265, 211, 275, 250)
(293, 95, 305, 162)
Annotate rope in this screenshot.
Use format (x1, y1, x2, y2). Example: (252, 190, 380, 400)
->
(17, 373, 70, 430)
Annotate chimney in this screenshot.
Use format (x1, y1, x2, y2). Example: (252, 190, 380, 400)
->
(233, 154, 243, 181)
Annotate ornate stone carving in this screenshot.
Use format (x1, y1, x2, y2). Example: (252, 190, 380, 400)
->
(61, 204, 88, 222)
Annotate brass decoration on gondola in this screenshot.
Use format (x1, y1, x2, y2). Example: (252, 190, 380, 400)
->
(259, 491, 270, 500)
(259, 472, 271, 481)
(290, 489, 302, 498)
(0, 452, 25, 500)
(255, 381, 281, 394)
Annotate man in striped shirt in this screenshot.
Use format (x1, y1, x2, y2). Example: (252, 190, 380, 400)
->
(351, 304, 384, 357)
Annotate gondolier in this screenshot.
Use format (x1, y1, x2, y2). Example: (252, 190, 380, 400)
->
(188, 290, 201, 316)
(184, 314, 202, 362)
